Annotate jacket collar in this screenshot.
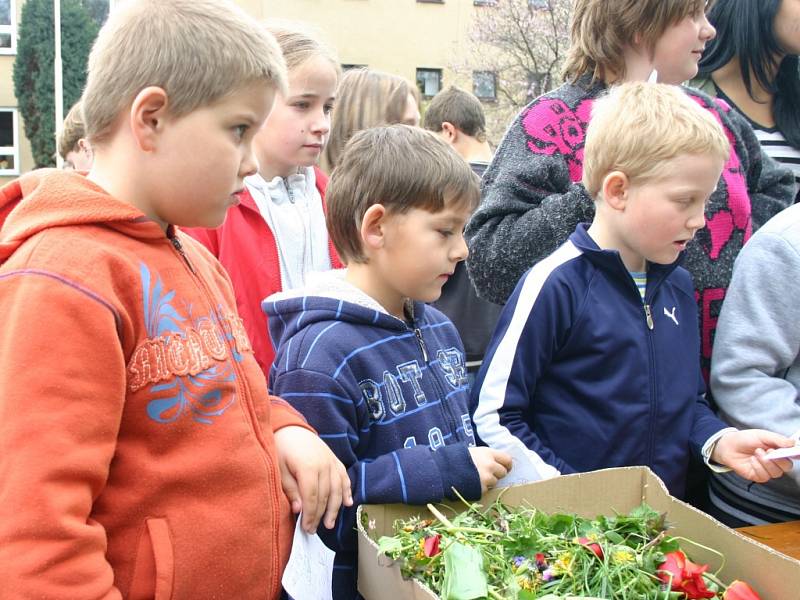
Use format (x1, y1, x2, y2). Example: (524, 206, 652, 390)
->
(569, 223, 682, 301)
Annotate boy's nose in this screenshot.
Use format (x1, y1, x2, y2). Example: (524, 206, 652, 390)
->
(241, 146, 259, 178)
(452, 234, 469, 262)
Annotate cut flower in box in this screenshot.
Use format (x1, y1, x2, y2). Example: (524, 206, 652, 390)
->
(357, 467, 800, 599)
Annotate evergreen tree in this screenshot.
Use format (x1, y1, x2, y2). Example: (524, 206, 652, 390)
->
(13, 0, 99, 168)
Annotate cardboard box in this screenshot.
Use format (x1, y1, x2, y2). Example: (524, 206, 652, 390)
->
(357, 466, 800, 599)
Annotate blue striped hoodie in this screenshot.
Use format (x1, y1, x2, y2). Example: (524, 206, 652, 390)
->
(472, 224, 728, 498)
(263, 270, 481, 600)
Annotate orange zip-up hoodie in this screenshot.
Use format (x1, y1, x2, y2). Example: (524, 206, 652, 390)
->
(0, 170, 311, 599)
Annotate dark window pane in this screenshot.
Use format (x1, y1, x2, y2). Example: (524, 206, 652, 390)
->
(0, 0, 10, 27)
(0, 154, 14, 171)
(0, 111, 13, 147)
(0, 32, 10, 49)
(473, 71, 496, 100)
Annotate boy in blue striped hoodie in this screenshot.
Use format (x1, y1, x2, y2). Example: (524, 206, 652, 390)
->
(263, 124, 512, 600)
(472, 82, 794, 499)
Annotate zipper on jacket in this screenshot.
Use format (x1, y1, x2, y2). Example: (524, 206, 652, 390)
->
(170, 236, 196, 274)
(644, 304, 654, 330)
(413, 326, 430, 363)
(168, 234, 282, 593)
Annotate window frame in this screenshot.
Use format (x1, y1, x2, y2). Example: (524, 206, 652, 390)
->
(416, 67, 443, 99)
(0, 0, 16, 55)
(0, 108, 20, 176)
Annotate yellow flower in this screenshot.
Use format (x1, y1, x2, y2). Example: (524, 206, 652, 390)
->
(414, 538, 425, 560)
(612, 549, 635, 564)
(553, 552, 574, 576)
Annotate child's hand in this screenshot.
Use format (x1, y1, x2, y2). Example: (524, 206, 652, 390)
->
(468, 447, 513, 493)
(712, 429, 795, 483)
(273, 426, 353, 533)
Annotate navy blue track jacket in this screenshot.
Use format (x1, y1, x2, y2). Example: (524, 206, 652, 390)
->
(471, 224, 727, 497)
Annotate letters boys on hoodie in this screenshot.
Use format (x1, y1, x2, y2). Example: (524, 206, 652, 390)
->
(0, 171, 311, 599)
(264, 270, 482, 600)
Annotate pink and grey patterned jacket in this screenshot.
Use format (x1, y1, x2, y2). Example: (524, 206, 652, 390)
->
(466, 75, 795, 382)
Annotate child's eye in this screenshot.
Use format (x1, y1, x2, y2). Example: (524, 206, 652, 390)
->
(438, 229, 453, 238)
(294, 101, 310, 110)
(324, 103, 334, 115)
(233, 124, 248, 140)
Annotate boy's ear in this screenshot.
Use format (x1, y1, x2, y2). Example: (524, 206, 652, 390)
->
(601, 171, 629, 211)
(440, 122, 458, 144)
(360, 204, 388, 252)
(130, 86, 170, 152)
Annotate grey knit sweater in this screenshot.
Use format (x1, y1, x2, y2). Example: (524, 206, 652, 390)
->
(709, 203, 800, 524)
(466, 76, 796, 380)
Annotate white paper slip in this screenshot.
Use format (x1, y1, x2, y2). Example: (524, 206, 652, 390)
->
(764, 445, 800, 460)
(496, 442, 560, 488)
(281, 516, 335, 600)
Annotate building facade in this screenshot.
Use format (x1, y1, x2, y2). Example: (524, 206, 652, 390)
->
(1, 0, 498, 185)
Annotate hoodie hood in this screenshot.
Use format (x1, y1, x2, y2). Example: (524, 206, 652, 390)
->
(264, 269, 430, 351)
(0, 169, 162, 262)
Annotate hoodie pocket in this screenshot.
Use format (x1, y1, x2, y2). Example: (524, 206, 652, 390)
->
(128, 517, 175, 600)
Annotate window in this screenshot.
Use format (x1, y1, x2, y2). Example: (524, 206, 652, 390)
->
(416, 68, 442, 99)
(473, 71, 497, 101)
(341, 63, 368, 71)
(0, 109, 19, 176)
(417, 0, 445, 3)
(529, 0, 550, 8)
(0, 0, 16, 54)
(474, 0, 498, 5)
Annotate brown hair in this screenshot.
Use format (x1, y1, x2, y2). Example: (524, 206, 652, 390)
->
(323, 68, 419, 171)
(582, 82, 729, 198)
(82, 0, 287, 145)
(562, 0, 707, 82)
(326, 125, 479, 264)
(58, 102, 85, 159)
(423, 86, 487, 143)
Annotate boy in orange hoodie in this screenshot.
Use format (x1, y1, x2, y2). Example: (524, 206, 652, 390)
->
(0, 1, 351, 598)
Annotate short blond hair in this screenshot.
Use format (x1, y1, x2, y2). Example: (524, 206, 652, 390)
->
(326, 125, 479, 264)
(58, 101, 85, 159)
(82, 0, 287, 145)
(323, 68, 420, 171)
(582, 82, 730, 198)
(563, 0, 706, 82)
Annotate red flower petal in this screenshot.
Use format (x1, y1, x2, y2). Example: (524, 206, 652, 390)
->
(423, 534, 441, 557)
(724, 580, 762, 600)
(577, 536, 604, 559)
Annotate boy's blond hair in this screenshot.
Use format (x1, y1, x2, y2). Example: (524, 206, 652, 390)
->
(82, 0, 287, 146)
(563, 0, 707, 82)
(582, 82, 730, 198)
(323, 68, 420, 171)
(326, 124, 479, 264)
(265, 21, 340, 78)
(58, 102, 85, 160)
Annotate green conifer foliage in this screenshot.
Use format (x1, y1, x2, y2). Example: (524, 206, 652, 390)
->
(13, 0, 98, 167)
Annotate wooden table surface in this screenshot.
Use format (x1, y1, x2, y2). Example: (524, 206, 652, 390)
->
(737, 521, 800, 560)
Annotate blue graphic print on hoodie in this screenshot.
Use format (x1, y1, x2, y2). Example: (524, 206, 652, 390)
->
(263, 270, 482, 600)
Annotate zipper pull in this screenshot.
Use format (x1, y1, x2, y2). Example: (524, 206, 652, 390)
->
(413, 326, 429, 363)
(170, 236, 195, 273)
(644, 304, 654, 330)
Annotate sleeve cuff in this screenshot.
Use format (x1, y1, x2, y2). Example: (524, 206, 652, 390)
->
(269, 395, 316, 434)
(702, 427, 737, 473)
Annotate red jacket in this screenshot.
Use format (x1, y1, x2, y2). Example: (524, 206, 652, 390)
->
(183, 166, 342, 378)
(0, 170, 312, 599)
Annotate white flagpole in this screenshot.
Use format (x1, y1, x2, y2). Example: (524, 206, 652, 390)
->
(54, 0, 63, 168)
